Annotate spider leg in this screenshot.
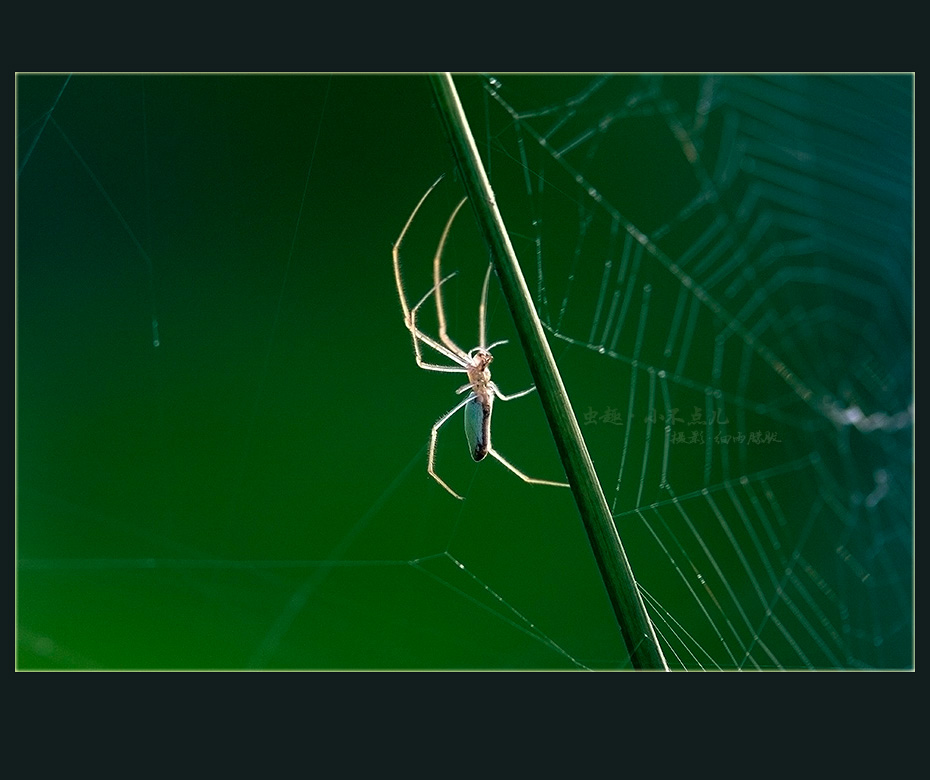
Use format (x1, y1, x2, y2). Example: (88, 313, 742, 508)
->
(433, 198, 470, 357)
(393, 176, 470, 368)
(486, 448, 569, 489)
(478, 263, 492, 349)
(393, 175, 444, 325)
(493, 384, 536, 402)
(408, 272, 470, 372)
(428, 395, 474, 500)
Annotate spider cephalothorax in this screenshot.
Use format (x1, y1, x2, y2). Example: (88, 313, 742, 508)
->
(467, 351, 493, 387)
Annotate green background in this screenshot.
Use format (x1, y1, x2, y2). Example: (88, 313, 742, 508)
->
(16, 74, 913, 669)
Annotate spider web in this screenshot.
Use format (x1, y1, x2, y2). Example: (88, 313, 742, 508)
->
(16, 74, 913, 670)
(459, 73, 914, 669)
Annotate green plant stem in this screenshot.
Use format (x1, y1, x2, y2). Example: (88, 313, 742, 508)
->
(429, 73, 669, 671)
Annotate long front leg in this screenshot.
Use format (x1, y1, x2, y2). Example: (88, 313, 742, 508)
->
(432, 198, 470, 356)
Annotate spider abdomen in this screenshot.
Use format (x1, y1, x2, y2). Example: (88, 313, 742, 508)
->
(465, 395, 492, 461)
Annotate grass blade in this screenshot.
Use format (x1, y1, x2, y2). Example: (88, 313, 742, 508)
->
(429, 73, 668, 670)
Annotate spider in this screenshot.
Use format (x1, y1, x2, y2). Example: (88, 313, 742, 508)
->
(392, 176, 570, 500)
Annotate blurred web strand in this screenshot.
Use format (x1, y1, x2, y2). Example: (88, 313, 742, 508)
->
(16, 72, 161, 348)
(17, 73, 72, 178)
(39, 106, 162, 349)
(481, 74, 913, 669)
(412, 552, 590, 670)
